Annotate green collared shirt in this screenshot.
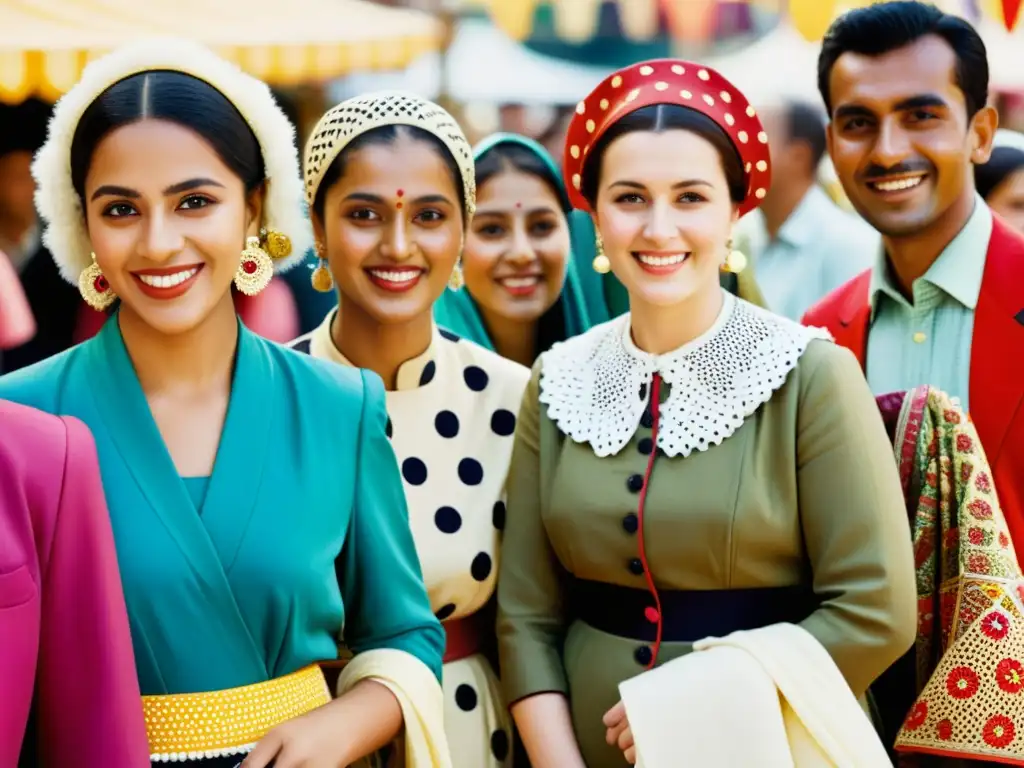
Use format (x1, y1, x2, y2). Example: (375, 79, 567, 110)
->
(740, 186, 878, 320)
(866, 196, 991, 411)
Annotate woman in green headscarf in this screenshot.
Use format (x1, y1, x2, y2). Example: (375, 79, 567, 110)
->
(434, 133, 608, 364)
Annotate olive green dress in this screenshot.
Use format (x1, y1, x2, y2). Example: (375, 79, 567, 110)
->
(496, 291, 917, 768)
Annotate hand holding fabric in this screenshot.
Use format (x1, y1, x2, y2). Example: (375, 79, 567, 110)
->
(604, 700, 637, 764)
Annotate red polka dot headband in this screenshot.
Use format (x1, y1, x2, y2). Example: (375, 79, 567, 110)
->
(562, 59, 771, 217)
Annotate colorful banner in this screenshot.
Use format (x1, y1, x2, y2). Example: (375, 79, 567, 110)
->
(466, 0, 1021, 42)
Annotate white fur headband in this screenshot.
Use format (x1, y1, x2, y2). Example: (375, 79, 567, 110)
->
(32, 37, 313, 285)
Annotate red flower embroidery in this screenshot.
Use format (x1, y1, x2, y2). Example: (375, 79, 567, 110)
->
(969, 499, 994, 520)
(936, 719, 953, 741)
(983, 715, 1016, 749)
(969, 552, 992, 574)
(944, 409, 962, 424)
(976, 471, 992, 493)
(946, 666, 980, 699)
(983, 612, 1012, 641)
(958, 433, 974, 452)
(961, 461, 974, 483)
(925, 471, 939, 489)
(997, 658, 1024, 694)
(1002, 532, 1012, 549)
(904, 701, 928, 731)
(969, 527, 986, 545)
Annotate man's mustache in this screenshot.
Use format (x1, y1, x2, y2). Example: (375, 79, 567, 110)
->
(861, 160, 933, 181)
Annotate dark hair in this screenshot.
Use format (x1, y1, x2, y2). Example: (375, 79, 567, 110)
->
(70, 70, 265, 204)
(0, 97, 52, 157)
(818, 2, 988, 119)
(782, 100, 827, 172)
(975, 146, 1024, 200)
(579, 104, 745, 208)
(475, 142, 570, 212)
(311, 125, 466, 222)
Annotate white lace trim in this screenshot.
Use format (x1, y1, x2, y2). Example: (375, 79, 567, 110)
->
(538, 292, 833, 458)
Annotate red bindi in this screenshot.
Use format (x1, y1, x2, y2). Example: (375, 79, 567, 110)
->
(396, 201, 403, 209)
(515, 202, 522, 208)
(396, 189, 404, 197)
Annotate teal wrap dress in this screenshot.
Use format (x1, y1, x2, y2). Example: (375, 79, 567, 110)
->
(0, 316, 443, 699)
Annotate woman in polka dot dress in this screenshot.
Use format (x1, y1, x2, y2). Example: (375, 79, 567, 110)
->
(495, 60, 917, 767)
(291, 93, 529, 768)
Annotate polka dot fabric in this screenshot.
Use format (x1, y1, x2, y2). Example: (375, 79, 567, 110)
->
(303, 91, 476, 220)
(562, 58, 771, 217)
(290, 316, 528, 768)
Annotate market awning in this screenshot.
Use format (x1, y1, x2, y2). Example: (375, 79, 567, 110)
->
(460, 0, 1021, 42)
(0, 0, 443, 103)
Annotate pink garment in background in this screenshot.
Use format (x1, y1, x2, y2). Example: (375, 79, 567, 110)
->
(232, 277, 300, 342)
(0, 250, 35, 349)
(74, 276, 300, 344)
(0, 401, 150, 767)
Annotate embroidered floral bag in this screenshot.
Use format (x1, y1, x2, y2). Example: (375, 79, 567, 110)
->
(890, 387, 1024, 764)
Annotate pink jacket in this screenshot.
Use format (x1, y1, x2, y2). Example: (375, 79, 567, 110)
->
(0, 400, 149, 766)
(0, 250, 34, 349)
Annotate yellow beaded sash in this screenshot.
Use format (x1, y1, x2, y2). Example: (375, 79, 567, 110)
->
(144, 664, 332, 763)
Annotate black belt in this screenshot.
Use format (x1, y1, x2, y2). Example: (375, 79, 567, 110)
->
(570, 579, 819, 643)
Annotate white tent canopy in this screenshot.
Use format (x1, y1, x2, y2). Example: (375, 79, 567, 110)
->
(334, 14, 1024, 109)
(0, 0, 442, 103)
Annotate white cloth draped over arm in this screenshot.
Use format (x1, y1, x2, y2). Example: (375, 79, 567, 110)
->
(619, 623, 891, 768)
(336, 648, 453, 768)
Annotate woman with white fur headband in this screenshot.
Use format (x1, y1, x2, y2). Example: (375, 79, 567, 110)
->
(0, 40, 449, 768)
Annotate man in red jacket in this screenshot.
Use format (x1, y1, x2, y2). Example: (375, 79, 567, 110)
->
(803, 2, 1024, 548)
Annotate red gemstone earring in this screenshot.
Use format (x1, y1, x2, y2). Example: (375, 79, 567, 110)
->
(78, 252, 117, 311)
(234, 236, 273, 296)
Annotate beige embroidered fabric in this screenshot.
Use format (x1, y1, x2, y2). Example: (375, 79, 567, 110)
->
(303, 91, 476, 219)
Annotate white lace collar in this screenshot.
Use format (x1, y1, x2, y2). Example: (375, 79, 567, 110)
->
(538, 292, 832, 458)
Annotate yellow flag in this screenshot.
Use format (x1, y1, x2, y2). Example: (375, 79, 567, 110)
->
(788, 0, 839, 41)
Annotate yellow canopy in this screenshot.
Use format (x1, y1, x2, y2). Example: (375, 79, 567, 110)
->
(463, 0, 1019, 42)
(0, 0, 443, 104)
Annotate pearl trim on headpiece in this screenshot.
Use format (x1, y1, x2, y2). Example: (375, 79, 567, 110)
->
(562, 58, 772, 218)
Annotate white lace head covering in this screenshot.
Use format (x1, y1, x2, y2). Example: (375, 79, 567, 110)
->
(32, 37, 312, 284)
(303, 91, 476, 222)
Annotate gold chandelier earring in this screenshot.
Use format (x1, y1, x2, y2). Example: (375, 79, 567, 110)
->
(234, 236, 274, 296)
(592, 231, 610, 274)
(310, 241, 334, 293)
(448, 259, 464, 291)
(722, 236, 747, 274)
(79, 252, 117, 311)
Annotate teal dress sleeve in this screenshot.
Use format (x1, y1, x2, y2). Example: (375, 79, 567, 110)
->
(338, 368, 445, 681)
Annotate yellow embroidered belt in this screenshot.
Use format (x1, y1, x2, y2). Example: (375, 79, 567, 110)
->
(144, 664, 332, 763)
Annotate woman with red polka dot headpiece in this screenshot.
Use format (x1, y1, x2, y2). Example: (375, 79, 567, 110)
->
(495, 59, 917, 767)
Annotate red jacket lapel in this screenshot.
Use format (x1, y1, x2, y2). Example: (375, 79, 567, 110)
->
(969, 215, 1024, 465)
(804, 214, 1024, 544)
(831, 271, 872, 369)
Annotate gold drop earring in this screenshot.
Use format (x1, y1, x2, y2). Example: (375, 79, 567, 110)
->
(448, 259, 464, 291)
(234, 236, 274, 296)
(311, 241, 334, 293)
(722, 235, 747, 274)
(592, 230, 611, 274)
(79, 252, 117, 311)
